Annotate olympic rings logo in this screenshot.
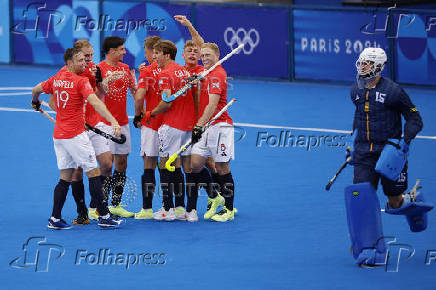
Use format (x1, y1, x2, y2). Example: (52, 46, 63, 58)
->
(224, 27, 260, 55)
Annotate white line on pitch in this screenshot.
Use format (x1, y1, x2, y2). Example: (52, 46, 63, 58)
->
(0, 87, 33, 90)
(0, 92, 31, 96)
(0, 106, 55, 113)
(233, 122, 436, 140)
(0, 106, 435, 140)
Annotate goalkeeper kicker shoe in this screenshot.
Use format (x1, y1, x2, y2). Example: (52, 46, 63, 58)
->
(98, 214, 123, 228)
(48, 217, 72, 230)
(211, 207, 235, 222)
(72, 215, 90, 225)
(134, 208, 153, 219)
(109, 205, 134, 218)
(203, 194, 224, 219)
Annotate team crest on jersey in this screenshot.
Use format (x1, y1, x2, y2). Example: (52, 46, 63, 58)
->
(211, 82, 220, 89)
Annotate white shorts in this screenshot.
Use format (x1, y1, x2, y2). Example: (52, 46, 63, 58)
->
(140, 126, 159, 157)
(158, 125, 191, 158)
(191, 122, 234, 162)
(100, 123, 131, 155)
(87, 122, 111, 156)
(53, 132, 98, 172)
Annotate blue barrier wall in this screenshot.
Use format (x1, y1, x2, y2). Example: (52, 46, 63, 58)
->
(0, 0, 10, 63)
(5, 1, 436, 86)
(293, 9, 388, 82)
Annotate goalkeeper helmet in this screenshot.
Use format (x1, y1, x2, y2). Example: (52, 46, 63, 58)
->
(356, 47, 387, 88)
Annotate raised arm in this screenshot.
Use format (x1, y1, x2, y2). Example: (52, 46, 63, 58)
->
(174, 15, 204, 47)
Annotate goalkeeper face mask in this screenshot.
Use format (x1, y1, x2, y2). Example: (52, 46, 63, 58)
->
(355, 47, 387, 89)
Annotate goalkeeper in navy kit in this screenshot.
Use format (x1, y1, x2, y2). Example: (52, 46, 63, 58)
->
(344, 47, 433, 267)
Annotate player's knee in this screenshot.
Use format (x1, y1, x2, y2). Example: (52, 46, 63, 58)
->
(99, 159, 113, 174)
(86, 168, 101, 179)
(72, 168, 84, 182)
(114, 158, 127, 171)
(190, 159, 203, 173)
(215, 162, 230, 175)
(206, 158, 217, 173)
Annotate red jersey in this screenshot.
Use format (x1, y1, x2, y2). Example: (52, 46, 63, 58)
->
(98, 61, 134, 126)
(185, 64, 204, 121)
(157, 61, 196, 131)
(41, 70, 95, 139)
(199, 65, 232, 125)
(59, 63, 101, 127)
(138, 62, 163, 131)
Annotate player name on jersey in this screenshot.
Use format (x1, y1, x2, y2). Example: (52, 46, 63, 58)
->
(53, 80, 74, 89)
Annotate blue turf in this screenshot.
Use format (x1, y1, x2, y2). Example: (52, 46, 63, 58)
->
(0, 65, 435, 290)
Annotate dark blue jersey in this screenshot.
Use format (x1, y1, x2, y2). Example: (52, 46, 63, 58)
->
(350, 77, 423, 153)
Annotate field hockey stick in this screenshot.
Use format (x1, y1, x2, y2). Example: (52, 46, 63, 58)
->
(85, 123, 126, 144)
(165, 98, 236, 171)
(162, 43, 245, 103)
(37, 100, 55, 123)
(325, 147, 352, 191)
(40, 100, 125, 144)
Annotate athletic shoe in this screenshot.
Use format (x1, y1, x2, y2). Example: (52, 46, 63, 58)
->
(203, 194, 224, 219)
(72, 215, 90, 225)
(109, 205, 134, 218)
(175, 207, 187, 220)
(211, 207, 235, 222)
(153, 207, 176, 221)
(134, 208, 153, 219)
(88, 208, 99, 220)
(98, 214, 123, 228)
(48, 217, 72, 230)
(186, 210, 199, 222)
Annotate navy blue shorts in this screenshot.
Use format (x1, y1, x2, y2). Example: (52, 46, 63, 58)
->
(353, 151, 407, 196)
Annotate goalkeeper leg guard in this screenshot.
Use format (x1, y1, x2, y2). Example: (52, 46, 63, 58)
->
(345, 183, 387, 266)
(385, 188, 433, 232)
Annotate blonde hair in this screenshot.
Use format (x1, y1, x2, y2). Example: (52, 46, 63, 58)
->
(73, 39, 92, 50)
(201, 42, 220, 57)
